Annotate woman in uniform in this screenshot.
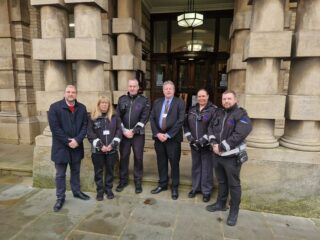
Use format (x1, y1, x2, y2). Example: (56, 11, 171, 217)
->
(87, 96, 122, 201)
(184, 89, 217, 202)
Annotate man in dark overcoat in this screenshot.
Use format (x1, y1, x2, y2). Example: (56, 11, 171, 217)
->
(48, 85, 90, 212)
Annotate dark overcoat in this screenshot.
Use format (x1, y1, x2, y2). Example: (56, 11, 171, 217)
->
(48, 99, 88, 164)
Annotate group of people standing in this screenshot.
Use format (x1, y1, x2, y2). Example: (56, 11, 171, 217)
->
(48, 79, 252, 226)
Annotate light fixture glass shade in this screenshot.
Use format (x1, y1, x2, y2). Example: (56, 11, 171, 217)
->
(177, 12, 203, 28)
(187, 40, 203, 51)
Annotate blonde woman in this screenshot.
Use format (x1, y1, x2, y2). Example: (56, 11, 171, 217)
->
(87, 96, 122, 201)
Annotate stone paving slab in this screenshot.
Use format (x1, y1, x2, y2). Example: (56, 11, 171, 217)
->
(0, 176, 320, 240)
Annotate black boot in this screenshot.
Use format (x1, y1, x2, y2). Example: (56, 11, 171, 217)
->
(227, 207, 239, 226)
(206, 201, 227, 212)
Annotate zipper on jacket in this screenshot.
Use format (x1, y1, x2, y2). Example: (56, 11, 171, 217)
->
(195, 113, 199, 140)
(105, 118, 108, 145)
(128, 99, 133, 129)
(219, 111, 227, 144)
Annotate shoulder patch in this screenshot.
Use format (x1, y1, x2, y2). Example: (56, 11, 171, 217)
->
(240, 116, 249, 124)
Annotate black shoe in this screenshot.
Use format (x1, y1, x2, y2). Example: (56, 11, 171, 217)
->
(188, 190, 197, 198)
(172, 189, 179, 200)
(73, 191, 90, 200)
(53, 199, 65, 212)
(106, 190, 114, 199)
(227, 210, 239, 226)
(96, 193, 104, 201)
(203, 194, 211, 202)
(135, 184, 143, 194)
(116, 182, 128, 192)
(151, 186, 168, 194)
(206, 202, 227, 212)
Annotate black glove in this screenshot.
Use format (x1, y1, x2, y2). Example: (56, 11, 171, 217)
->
(95, 139, 103, 151)
(186, 135, 195, 144)
(111, 140, 119, 150)
(191, 142, 199, 151)
(198, 137, 208, 147)
(133, 125, 142, 134)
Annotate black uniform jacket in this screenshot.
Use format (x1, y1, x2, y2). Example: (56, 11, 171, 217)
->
(150, 96, 186, 142)
(208, 104, 252, 152)
(116, 93, 150, 135)
(87, 114, 122, 154)
(48, 99, 88, 164)
(184, 102, 217, 142)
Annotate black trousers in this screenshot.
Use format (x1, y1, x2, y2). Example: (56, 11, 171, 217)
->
(215, 155, 241, 209)
(119, 134, 145, 184)
(154, 138, 181, 189)
(91, 152, 118, 193)
(55, 161, 81, 200)
(191, 148, 214, 195)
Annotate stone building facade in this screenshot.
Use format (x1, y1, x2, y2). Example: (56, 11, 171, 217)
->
(0, 0, 319, 216)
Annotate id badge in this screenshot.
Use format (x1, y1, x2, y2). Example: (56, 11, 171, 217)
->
(103, 130, 110, 135)
(162, 113, 168, 118)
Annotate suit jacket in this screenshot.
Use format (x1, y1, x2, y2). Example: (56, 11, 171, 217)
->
(150, 96, 185, 142)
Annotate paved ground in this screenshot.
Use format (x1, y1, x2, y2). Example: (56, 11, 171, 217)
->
(0, 175, 319, 240)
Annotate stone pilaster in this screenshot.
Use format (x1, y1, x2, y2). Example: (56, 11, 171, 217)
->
(65, 0, 110, 109)
(112, 0, 146, 103)
(241, 0, 292, 148)
(31, 0, 69, 113)
(0, 0, 40, 144)
(280, 0, 320, 151)
(227, 0, 252, 95)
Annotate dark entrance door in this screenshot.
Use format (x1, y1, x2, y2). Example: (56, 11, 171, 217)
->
(173, 56, 211, 110)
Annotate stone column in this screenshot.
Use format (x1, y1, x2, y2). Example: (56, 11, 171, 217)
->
(241, 0, 291, 148)
(65, 0, 110, 108)
(227, 0, 252, 95)
(0, 0, 40, 144)
(31, 0, 69, 113)
(280, 0, 320, 151)
(112, 0, 146, 103)
(0, 0, 20, 143)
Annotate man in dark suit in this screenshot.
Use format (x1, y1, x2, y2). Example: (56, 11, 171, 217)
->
(48, 85, 90, 212)
(150, 80, 185, 200)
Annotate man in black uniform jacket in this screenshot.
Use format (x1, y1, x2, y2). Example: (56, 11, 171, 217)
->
(116, 79, 150, 193)
(206, 90, 252, 226)
(150, 80, 185, 200)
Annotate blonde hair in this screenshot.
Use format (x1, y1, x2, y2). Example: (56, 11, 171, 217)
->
(91, 95, 114, 120)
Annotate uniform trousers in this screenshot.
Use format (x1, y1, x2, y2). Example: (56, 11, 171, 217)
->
(92, 152, 118, 193)
(215, 155, 241, 209)
(154, 138, 181, 189)
(119, 134, 145, 184)
(191, 148, 214, 195)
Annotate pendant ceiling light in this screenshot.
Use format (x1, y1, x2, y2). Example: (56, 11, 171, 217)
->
(177, 0, 204, 28)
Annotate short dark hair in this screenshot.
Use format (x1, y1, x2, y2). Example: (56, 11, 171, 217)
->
(222, 90, 237, 98)
(197, 88, 209, 96)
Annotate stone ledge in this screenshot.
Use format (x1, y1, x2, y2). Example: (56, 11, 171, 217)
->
(65, 0, 108, 12)
(66, 38, 109, 62)
(36, 91, 64, 112)
(244, 31, 292, 60)
(293, 31, 320, 57)
(238, 94, 286, 119)
(286, 95, 320, 120)
(112, 18, 145, 42)
(32, 38, 65, 60)
(227, 53, 247, 72)
(112, 54, 140, 71)
(229, 10, 251, 38)
(31, 0, 66, 7)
